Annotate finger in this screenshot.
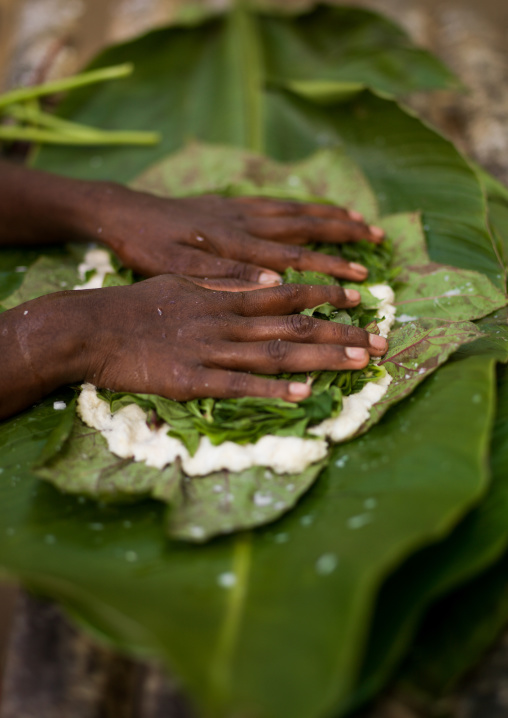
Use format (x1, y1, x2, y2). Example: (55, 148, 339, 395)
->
(183, 368, 313, 402)
(177, 248, 283, 285)
(233, 314, 388, 355)
(186, 276, 281, 292)
(231, 283, 361, 317)
(209, 341, 370, 374)
(239, 216, 384, 244)
(231, 236, 369, 281)
(230, 196, 365, 222)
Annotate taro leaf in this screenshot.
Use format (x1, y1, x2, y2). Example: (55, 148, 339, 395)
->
(132, 143, 379, 222)
(36, 414, 158, 502)
(359, 319, 482, 434)
(379, 208, 506, 323)
(379, 211, 428, 269)
(161, 462, 326, 543)
(1, 253, 82, 310)
(456, 306, 508, 362)
(348, 326, 508, 712)
(0, 353, 496, 718)
(395, 264, 506, 323)
(0, 249, 41, 305)
(36, 410, 326, 541)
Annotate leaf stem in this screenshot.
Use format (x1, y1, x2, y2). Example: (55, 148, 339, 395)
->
(0, 126, 160, 146)
(0, 64, 134, 109)
(229, 0, 264, 153)
(209, 533, 252, 713)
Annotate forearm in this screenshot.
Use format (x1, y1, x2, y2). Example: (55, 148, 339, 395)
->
(0, 291, 94, 419)
(0, 160, 115, 247)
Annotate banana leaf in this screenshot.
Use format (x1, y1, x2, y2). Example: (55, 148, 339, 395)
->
(0, 352, 497, 718)
(387, 362, 508, 703)
(33, 2, 456, 181)
(31, 8, 503, 291)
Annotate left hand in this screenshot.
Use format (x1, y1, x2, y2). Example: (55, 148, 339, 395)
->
(91, 185, 384, 290)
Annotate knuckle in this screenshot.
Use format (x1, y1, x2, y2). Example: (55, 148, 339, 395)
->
(277, 283, 301, 302)
(228, 371, 249, 397)
(166, 367, 195, 401)
(226, 262, 254, 281)
(287, 313, 316, 338)
(285, 244, 304, 265)
(266, 339, 290, 363)
(339, 323, 365, 344)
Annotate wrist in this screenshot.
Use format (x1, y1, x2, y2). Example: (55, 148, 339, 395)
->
(0, 290, 96, 418)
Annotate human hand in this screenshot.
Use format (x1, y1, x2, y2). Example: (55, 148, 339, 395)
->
(92, 185, 384, 290)
(80, 276, 388, 401)
(0, 275, 388, 418)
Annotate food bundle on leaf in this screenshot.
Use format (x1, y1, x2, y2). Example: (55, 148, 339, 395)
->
(1, 3, 508, 718)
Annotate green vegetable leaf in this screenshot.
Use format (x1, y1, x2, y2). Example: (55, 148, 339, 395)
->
(36, 407, 326, 541)
(0, 252, 80, 310)
(33, 4, 458, 182)
(395, 264, 506, 323)
(348, 321, 508, 712)
(162, 462, 326, 543)
(361, 319, 483, 433)
(260, 5, 460, 98)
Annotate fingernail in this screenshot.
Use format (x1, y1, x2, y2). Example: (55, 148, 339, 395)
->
(369, 334, 387, 351)
(289, 382, 310, 399)
(345, 288, 361, 302)
(259, 271, 282, 285)
(349, 210, 364, 221)
(369, 225, 385, 239)
(348, 262, 368, 275)
(345, 347, 368, 360)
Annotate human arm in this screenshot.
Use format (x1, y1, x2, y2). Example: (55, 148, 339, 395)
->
(0, 161, 384, 290)
(0, 277, 387, 421)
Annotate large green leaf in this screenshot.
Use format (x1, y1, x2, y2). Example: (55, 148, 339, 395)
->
(1, 5, 505, 714)
(132, 143, 379, 221)
(33, 3, 456, 183)
(264, 89, 505, 288)
(32, 35, 502, 293)
(390, 362, 508, 701)
(0, 354, 496, 718)
(347, 318, 508, 711)
(6, 144, 488, 546)
(260, 5, 459, 97)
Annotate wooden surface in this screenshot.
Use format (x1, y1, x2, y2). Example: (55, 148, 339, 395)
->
(1, 1, 508, 717)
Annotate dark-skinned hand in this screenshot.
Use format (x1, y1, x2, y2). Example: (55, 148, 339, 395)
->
(0, 162, 385, 290)
(93, 186, 385, 290)
(0, 277, 388, 420)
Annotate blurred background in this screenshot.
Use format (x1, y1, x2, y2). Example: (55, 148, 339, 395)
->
(0, 0, 507, 706)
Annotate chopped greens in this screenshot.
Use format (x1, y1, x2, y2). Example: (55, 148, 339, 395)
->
(98, 362, 386, 456)
(97, 258, 391, 453)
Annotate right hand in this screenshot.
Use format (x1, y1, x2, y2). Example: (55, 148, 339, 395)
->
(80, 276, 388, 402)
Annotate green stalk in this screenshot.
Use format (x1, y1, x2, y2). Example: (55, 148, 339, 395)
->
(0, 126, 160, 145)
(3, 104, 140, 140)
(0, 64, 134, 110)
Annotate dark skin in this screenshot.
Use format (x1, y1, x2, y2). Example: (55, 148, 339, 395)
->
(0, 161, 387, 420)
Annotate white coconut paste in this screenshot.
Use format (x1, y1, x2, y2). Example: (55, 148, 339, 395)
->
(74, 248, 115, 290)
(77, 383, 329, 476)
(367, 283, 396, 338)
(76, 282, 396, 476)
